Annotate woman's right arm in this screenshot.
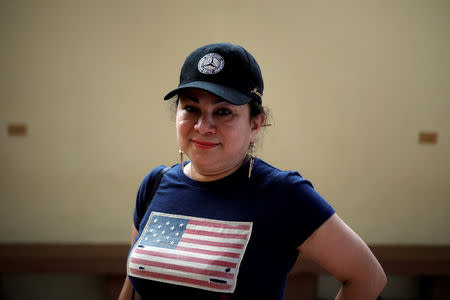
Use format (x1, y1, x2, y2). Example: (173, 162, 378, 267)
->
(118, 225, 141, 300)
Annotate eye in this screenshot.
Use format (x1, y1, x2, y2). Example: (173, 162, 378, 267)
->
(216, 108, 232, 116)
(183, 105, 198, 113)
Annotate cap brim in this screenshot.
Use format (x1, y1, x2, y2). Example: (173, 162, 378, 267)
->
(163, 81, 254, 105)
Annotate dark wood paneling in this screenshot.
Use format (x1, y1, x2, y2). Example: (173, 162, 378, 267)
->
(1, 244, 449, 300)
(0, 243, 127, 274)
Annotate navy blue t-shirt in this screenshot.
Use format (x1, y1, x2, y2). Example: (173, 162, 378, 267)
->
(128, 158, 334, 300)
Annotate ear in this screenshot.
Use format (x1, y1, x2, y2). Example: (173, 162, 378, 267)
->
(250, 114, 265, 142)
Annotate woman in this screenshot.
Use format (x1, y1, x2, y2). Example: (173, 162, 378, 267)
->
(119, 43, 386, 300)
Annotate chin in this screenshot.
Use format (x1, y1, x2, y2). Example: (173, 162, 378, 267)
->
(191, 157, 218, 168)
(190, 156, 224, 170)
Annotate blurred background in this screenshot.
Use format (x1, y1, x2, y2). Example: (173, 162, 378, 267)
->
(1, 0, 449, 299)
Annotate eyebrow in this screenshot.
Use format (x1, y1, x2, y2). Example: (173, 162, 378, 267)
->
(180, 93, 225, 104)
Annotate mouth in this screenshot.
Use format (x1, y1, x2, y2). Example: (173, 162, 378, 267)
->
(192, 140, 219, 149)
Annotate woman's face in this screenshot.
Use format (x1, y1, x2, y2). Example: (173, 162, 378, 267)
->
(176, 89, 263, 177)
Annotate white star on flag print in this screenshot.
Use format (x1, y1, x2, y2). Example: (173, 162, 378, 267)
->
(128, 211, 253, 293)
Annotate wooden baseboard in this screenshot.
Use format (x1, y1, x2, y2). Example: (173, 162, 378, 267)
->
(1, 244, 449, 276)
(1, 244, 449, 300)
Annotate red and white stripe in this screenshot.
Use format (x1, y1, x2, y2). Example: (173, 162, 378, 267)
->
(128, 212, 252, 293)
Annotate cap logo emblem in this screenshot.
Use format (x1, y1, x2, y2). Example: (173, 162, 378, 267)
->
(198, 53, 225, 75)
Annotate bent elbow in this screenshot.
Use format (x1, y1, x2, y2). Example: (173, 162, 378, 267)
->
(377, 269, 388, 294)
(368, 254, 388, 295)
(341, 267, 388, 298)
(367, 267, 388, 297)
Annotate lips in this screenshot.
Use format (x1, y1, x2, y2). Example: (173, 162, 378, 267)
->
(192, 139, 219, 149)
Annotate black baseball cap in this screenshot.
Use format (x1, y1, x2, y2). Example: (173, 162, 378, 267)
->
(164, 43, 264, 105)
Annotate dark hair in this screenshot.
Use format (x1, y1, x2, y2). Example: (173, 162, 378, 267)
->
(248, 100, 270, 127)
(249, 100, 263, 118)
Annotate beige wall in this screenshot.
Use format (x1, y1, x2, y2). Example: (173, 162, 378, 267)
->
(1, 0, 449, 245)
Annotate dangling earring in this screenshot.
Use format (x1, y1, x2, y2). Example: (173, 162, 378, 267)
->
(248, 142, 255, 178)
(179, 149, 184, 171)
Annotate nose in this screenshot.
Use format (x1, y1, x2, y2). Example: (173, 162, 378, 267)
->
(194, 113, 216, 135)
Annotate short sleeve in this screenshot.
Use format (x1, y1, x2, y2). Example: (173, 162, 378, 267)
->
(281, 172, 335, 247)
(133, 165, 167, 230)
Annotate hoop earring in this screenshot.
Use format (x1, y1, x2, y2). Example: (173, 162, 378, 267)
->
(179, 149, 184, 171)
(248, 142, 255, 178)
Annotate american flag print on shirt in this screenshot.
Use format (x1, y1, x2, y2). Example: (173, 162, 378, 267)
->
(128, 211, 253, 293)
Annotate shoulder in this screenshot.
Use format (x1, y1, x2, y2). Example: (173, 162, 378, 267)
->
(253, 158, 313, 189)
(253, 158, 333, 217)
(137, 165, 172, 195)
(140, 165, 171, 184)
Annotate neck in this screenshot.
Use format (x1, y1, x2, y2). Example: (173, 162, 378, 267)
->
(184, 156, 250, 182)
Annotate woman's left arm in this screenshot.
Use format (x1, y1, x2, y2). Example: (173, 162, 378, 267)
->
(298, 213, 387, 300)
